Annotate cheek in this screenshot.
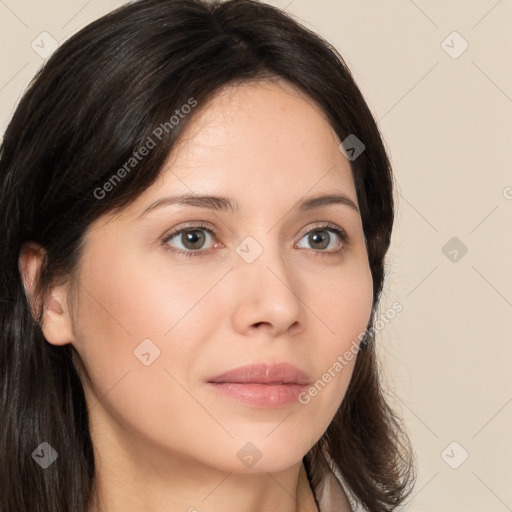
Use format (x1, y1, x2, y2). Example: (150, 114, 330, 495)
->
(311, 256, 374, 352)
(70, 248, 218, 406)
(298, 257, 373, 412)
(70, 255, 219, 460)
(73, 244, 214, 346)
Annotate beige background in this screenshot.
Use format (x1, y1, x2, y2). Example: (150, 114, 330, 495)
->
(1, 0, 511, 510)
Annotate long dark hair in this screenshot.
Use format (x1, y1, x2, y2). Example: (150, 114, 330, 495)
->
(0, 0, 415, 510)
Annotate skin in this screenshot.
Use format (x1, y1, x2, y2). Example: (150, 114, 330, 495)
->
(19, 78, 372, 512)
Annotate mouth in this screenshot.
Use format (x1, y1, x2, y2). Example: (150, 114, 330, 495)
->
(206, 362, 311, 408)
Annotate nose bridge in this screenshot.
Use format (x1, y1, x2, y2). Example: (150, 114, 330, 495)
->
(236, 229, 291, 285)
(231, 230, 302, 333)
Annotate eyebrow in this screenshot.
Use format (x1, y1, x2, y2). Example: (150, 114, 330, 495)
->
(138, 191, 359, 218)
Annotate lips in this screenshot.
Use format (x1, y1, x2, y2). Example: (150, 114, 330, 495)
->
(206, 363, 312, 408)
(207, 362, 311, 385)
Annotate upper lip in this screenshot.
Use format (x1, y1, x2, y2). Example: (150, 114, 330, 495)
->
(207, 362, 311, 385)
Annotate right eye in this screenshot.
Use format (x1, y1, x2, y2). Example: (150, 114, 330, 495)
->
(162, 223, 220, 258)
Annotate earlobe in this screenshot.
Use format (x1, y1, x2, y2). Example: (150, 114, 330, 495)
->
(18, 241, 75, 346)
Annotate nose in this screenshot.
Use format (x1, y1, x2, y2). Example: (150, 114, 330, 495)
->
(230, 237, 303, 338)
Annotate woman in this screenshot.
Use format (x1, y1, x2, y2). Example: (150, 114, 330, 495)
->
(0, 0, 416, 510)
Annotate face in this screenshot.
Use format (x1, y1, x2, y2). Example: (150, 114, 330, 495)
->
(52, 79, 373, 475)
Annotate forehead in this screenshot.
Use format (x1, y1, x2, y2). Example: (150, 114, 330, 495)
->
(168, 78, 344, 173)
(112, 78, 358, 223)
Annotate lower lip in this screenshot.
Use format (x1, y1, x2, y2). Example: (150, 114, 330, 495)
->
(206, 382, 308, 408)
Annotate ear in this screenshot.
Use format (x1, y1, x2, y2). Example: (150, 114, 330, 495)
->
(18, 241, 75, 346)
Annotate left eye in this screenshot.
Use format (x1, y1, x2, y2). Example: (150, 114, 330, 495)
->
(296, 226, 346, 252)
(162, 223, 347, 257)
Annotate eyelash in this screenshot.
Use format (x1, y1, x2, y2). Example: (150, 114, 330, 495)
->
(161, 221, 348, 259)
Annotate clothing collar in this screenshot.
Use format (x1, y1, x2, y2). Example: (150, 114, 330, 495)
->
(304, 459, 367, 512)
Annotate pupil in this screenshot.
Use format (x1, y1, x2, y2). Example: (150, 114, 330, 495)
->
(311, 231, 328, 250)
(184, 230, 204, 249)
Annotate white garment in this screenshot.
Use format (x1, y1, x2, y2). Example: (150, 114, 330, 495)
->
(307, 461, 370, 512)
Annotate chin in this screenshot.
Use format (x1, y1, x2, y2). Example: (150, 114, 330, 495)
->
(210, 435, 317, 475)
